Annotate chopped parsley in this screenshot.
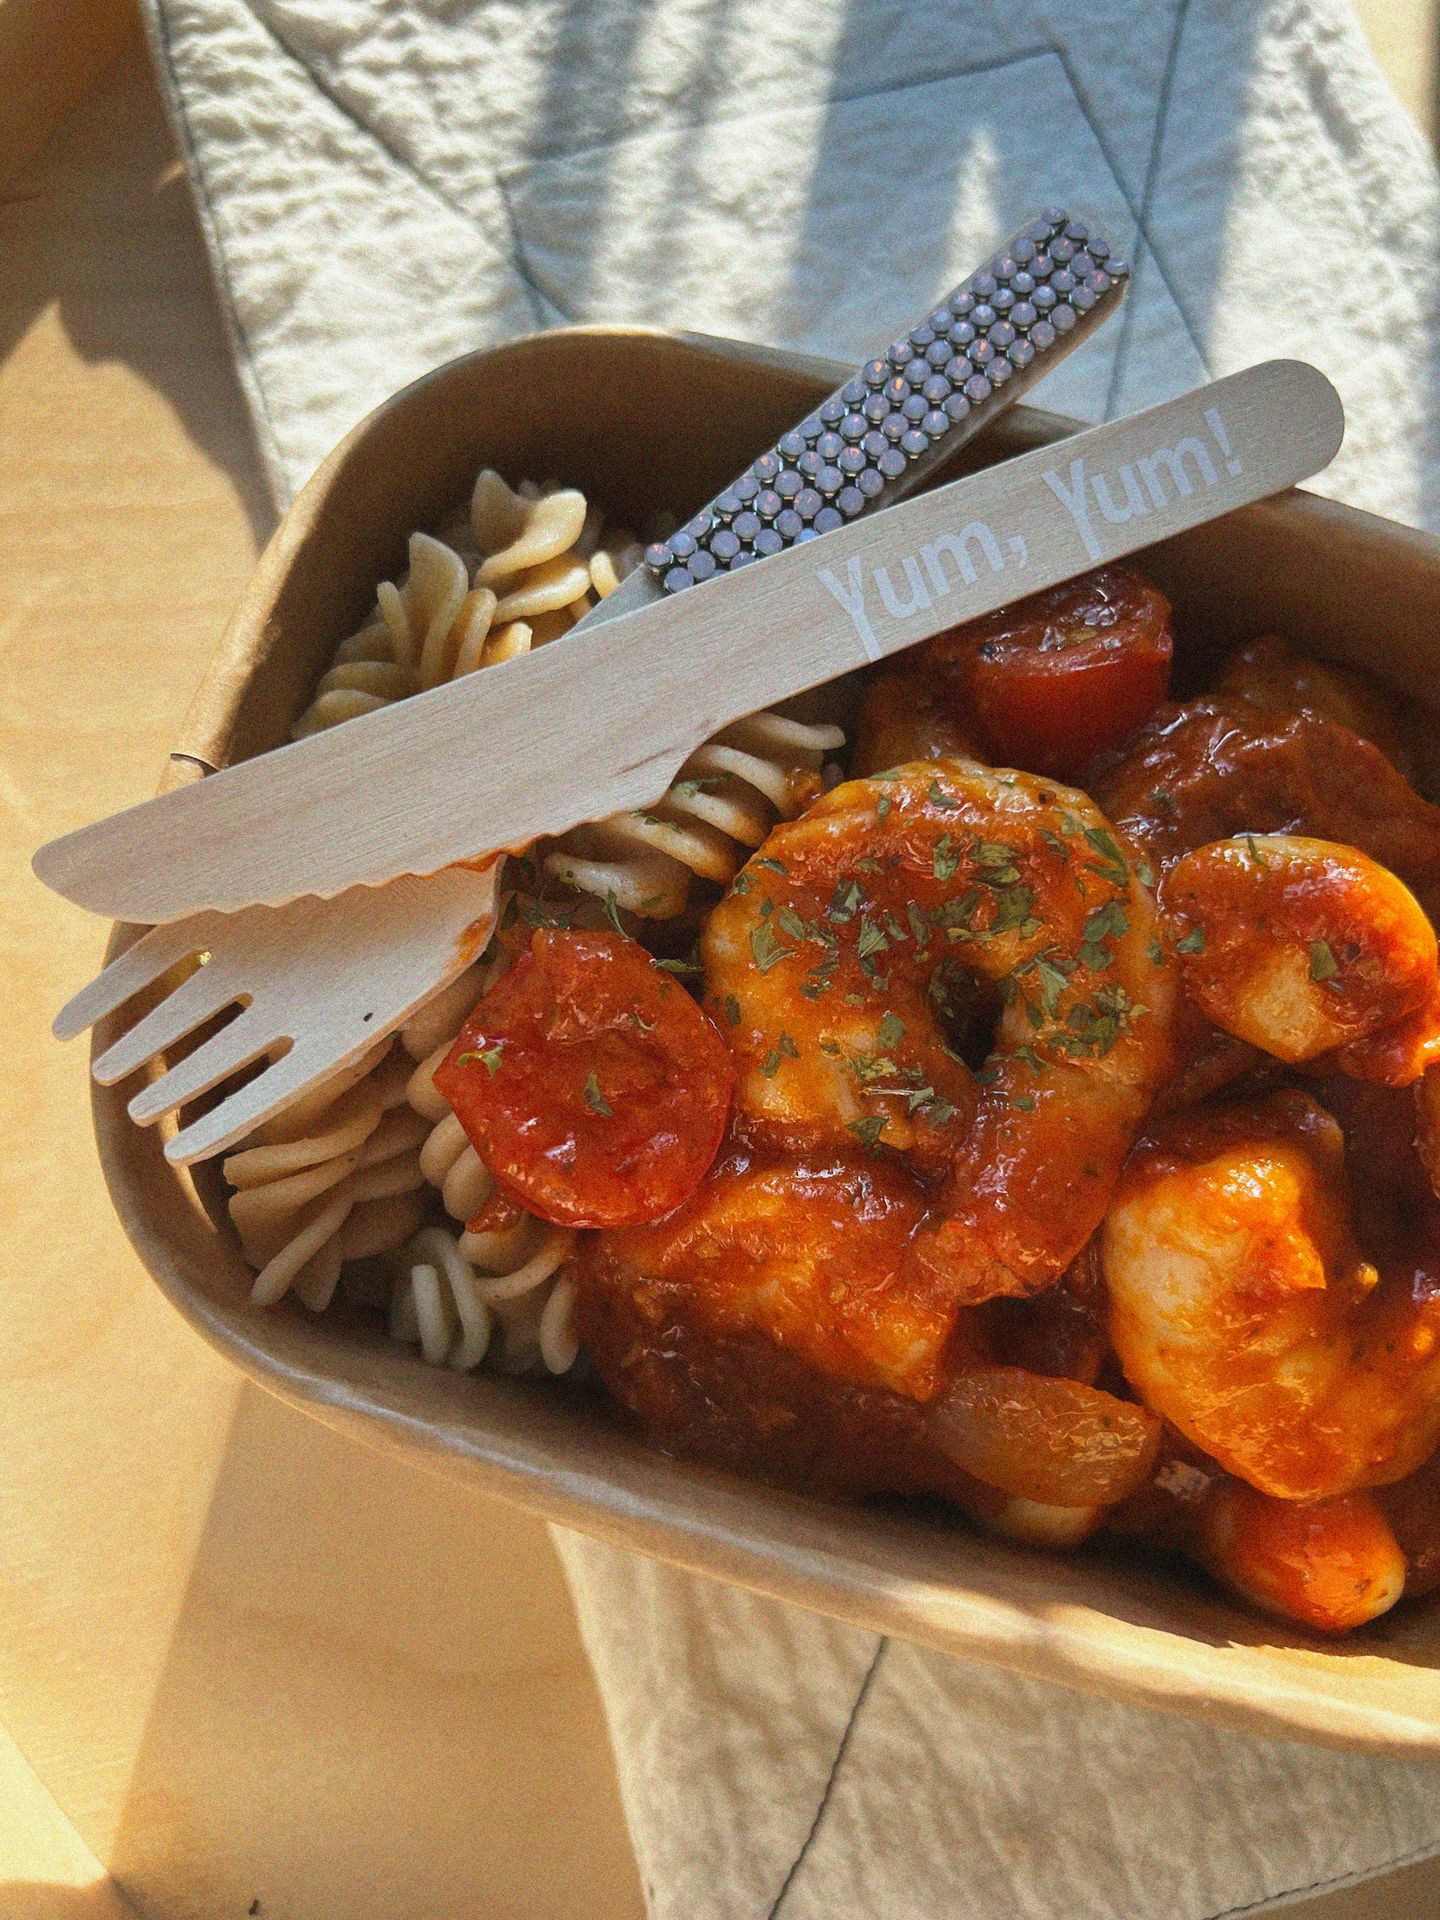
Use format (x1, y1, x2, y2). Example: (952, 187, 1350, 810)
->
(876, 1011, 907, 1050)
(1309, 938, 1339, 983)
(750, 921, 794, 972)
(847, 1115, 888, 1150)
(1083, 825, 1130, 889)
(1174, 927, 1206, 955)
(932, 834, 960, 883)
(582, 1072, 613, 1117)
(457, 1045, 503, 1076)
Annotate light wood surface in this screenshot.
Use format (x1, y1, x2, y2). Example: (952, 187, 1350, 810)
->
(0, 35, 642, 1919)
(3, 8, 1439, 1917)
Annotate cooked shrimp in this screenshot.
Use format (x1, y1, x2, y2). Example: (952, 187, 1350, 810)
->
(1090, 697, 1440, 906)
(1102, 1090, 1440, 1500)
(1214, 634, 1413, 776)
(1108, 1445, 1407, 1633)
(576, 1149, 1159, 1517)
(1161, 835, 1440, 1070)
(702, 757, 1174, 1302)
(584, 1147, 959, 1400)
(852, 669, 979, 776)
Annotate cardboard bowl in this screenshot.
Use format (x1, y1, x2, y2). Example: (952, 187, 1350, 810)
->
(95, 326, 1440, 1755)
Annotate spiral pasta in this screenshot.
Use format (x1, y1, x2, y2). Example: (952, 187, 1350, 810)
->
(543, 709, 846, 918)
(222, 1040, 430, 1310)
(395, 968, 578, 1374)
(227, 463, 843, 1385)
(290, 469, 642, 738)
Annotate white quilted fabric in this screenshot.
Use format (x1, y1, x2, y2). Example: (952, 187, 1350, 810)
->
(140, 0, 1440, 1911)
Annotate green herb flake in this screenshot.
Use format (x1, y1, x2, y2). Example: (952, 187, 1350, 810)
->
(777, 905, 811, 943)
(830, 879, 863, 923)
(723, 994, 742, 1026)
(656, 955, 702, 977)
(457, 1045, 503, 1076)
(927, 780, 963, 811)
(1175, 927, 1206, 955)
(1309, 938, 1339, 983)
(1083, 825, 1130, 888)
(759, 1049, 783, 1079)
(582, 1072, 613, 1117)
(603, 890, 626, 936)
(1245, 835, 1268, 869)
(876, 794, 893, 822)
(876, 1011, 907, 1050)
(754, 857, 788, 875)
(847, 1115, 888, 1151)
(932, 833, 960, 884)
(750, 921, 794, 973)
(856, 919, 890, 963)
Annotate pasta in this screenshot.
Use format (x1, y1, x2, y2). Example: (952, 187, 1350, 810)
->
(222, 1040, 429, 1310)
(543, 709, 846, 918)
(229, 463, 791, 1384)
(289, 469, 640, 739)
(396, 966, 577, 1374)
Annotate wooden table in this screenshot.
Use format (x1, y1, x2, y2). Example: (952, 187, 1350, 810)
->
(1, 8, 1437, 1914)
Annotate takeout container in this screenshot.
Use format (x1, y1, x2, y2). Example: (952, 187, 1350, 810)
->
(94, 326, 1440, 1756)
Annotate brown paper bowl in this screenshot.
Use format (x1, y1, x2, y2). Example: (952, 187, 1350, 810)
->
(94, 327, 1440, 1755)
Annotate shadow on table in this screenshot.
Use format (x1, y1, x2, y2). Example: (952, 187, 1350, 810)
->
(95, 1382, 645, 1919)
(0, 43, 275, 547)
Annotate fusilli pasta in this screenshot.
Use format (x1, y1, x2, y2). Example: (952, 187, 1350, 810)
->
(227, 463, 842, 1384)
(543, 709, 846, 917)
(223, 1040, 430, 1310)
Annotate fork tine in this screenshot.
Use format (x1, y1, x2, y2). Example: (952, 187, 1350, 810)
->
(163, 1038, 379, 1165)
(53, 917, 220, 1042)
(126, 1008, 274, 1125)
(91, 957, 242, 1085)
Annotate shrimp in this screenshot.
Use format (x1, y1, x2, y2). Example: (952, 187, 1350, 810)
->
(1213, 633, 1414, 777)
(1160, 834, 1440, 1073)
(1108, 1444, 1408, 1633)
(1090, 697, 1440, 904)
(852, 669, 979, 777)
(574, 1148, 1160, 1524)
(1102, 1090, 1440, 1500)
(701, 758, 1175, 1302)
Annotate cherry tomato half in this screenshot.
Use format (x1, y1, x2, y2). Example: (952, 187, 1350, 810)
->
(917, 564, 1173, 779)
(434, 928, 735, 1228)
